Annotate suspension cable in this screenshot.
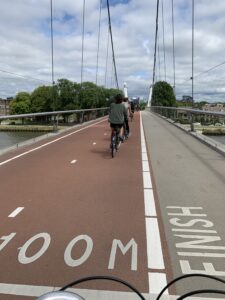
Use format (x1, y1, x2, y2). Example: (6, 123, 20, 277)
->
(171, 0, 176, 92)
(104, 27, 110, 87)
(50, 0, 54, 86)
(81, 0, 85, 86)
(96, 0, 102, 85)
(0, 69, 51, 84)
(161, 0, 166, 81)
(157, 30, 161, 81)
(106, 0, 119, 90)
(152, 0, 160, 87)
(110, 56, 114, 87)
(191, 0, 194, 106)
(50, 0, 55, 110)
(180, 61, 225, 85)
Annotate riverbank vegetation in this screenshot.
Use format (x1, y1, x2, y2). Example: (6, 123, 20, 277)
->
(10, 79, 122, 115)
(151, 81, 176, 107)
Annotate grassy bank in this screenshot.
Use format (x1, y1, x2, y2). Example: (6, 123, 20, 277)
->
(0, 125, 59, 132)
(202, 128, 225, 135)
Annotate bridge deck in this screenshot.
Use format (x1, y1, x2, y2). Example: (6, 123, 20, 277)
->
(0, 111, 224, 299)
(142, 111, 225, 297)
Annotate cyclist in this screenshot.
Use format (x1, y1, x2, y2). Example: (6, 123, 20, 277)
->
(108, 94, 127, 145)
(122, 97, 132, 137)
(130, 101, 135, 114)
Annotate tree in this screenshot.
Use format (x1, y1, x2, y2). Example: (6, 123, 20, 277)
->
(10, 80, 122, 115)
(30, 86, 53, 113)
(78, 82, 100, 109)
(56, 79, 80, 110)
(104, 88, 123, 104)
(139, 100, 147, 110)
(10, 92, 31, 114)
(151, 81, 176, 107)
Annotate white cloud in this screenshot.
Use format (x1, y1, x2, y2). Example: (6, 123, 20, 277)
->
(0, 0, 225, 102)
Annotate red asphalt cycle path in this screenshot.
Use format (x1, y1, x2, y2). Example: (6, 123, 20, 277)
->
(0, 114, 170, 299)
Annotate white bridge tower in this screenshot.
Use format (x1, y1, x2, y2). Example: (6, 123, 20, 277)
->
(123, 82, 128, 98)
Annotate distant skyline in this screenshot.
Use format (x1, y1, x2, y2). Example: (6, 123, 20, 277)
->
(0, 0, 225, 102)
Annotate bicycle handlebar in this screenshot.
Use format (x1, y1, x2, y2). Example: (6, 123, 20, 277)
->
(37, 273, 225, 300)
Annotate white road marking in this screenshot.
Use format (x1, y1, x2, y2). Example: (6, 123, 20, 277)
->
(0, 118, 106, 166)
(142, 147, 147, 153)
(144, 189, 156, 217)
(146, 217, 165, 269)
(172, 228, 217, 233)
(93, 142, 96, 145)
(0, 283, 176, 299)
(178, 252, 225, 257)
(143, 171, 152, 189)
(140, 112, 167, 292)
(142, 152, 148, 161)
(142, 161, 150, 172)
(8, 207, 24, 218)
(148, 273, 168, 295)
(70, 160, 77, 164)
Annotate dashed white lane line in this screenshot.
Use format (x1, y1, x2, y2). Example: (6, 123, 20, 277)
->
(140, 112, 166, 294)
(0, 118, 106, 167)
(142, 161, 150, 172)
(144, 189, 156, 217)
(148, 273, 168, 295)
(143, 172, 152, 189)
(93, 142, 97, 145)
(70, 160, 77, 164)
(146, 217, 165, 269)
(8, 207, 24, 218)
(142, 153, 148, 161)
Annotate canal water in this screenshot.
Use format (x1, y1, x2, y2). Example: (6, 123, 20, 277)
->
(0, 132, 44, 151)
(209, 135, 225, 146)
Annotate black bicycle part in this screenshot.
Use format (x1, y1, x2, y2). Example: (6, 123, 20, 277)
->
(177, 289, 225, 300)
(111, 133, 116, 157)
(156, 273, 225, 300)
(59, 275, 146, 300)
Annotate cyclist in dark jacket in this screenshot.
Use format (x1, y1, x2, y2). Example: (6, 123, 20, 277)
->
(109, 94, 127, 141)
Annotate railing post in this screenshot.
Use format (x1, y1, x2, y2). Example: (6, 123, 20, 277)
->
(80, 111, 84, 123)
(53, 114, 58, 132)
(190, 113, 194, 131)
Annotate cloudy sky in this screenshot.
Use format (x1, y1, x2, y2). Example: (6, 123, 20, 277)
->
(0, 0, 225, 102)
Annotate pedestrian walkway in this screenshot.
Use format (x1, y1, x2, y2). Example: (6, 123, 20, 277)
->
(142, 110, 225, 297)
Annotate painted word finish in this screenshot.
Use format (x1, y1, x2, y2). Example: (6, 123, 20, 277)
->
(0, 233, 138, 271)
(167, 206, 225, 276)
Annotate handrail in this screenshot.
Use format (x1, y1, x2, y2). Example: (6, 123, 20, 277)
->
(0, 107, 109, 121)
(151, 106, 225, 117)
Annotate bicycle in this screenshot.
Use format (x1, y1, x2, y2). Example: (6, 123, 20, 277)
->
(123, 120, 129, 140)
(37, 273, 225, 300)
(130, 112, 134, 122)
(110, 126, 122, 158)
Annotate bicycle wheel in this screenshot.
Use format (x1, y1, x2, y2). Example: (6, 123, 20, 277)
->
(111, 136, 116, 158)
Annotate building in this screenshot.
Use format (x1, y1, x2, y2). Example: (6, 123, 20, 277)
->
(0, 97, 13, 115)
(202, 103, 225, 112)
(182, 95, 193, 102)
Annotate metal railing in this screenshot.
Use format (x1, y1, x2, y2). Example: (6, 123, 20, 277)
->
(150, 106, 225, 132)
(0, 107, 109, 132)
